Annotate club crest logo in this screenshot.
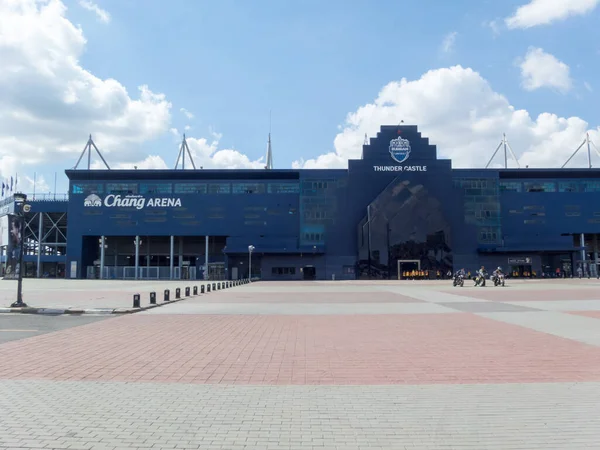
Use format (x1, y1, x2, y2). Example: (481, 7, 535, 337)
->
(389, 136, 411, 164)
(84, 194, 102, 207)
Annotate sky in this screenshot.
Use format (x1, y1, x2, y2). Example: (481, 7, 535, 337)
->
(1, 0, 600, 196)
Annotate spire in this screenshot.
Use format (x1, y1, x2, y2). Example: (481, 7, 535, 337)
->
(73, 134, 111, 170)
(562, 132, 600, 168)
(175, 134, 197, 170)
(265, 133, 273, 170)
(265, 110, 273, 169)
(485, 133, 520, 169)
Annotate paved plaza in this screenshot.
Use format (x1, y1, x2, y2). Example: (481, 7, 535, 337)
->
(1, 279, 600, 449)
(0, 279, 218, 312)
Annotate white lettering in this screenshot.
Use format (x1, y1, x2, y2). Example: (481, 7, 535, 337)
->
(104, 195, 182, 209)
(373, 165, 427, 172)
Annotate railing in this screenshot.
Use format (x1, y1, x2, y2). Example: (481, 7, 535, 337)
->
(27, 193, 69, 202)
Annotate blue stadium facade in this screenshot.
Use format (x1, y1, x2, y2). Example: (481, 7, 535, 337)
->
(18, 125, 600, 280)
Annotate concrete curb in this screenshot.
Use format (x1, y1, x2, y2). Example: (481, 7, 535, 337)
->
(0, 279, 254, 315)
(0, 295, 194, 315)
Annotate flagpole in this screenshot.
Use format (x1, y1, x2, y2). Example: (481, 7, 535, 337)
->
(54, 172, 57, 201)
(33, 173, 36, 199)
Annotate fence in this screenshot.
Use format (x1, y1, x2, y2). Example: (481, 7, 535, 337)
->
(87, 266, 198, 280)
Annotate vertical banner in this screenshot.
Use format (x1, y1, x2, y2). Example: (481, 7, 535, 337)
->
(5, 214, 22, 279)
(0, 215, 8, 248)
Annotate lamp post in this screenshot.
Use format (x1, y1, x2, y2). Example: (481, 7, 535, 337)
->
(248, 245, 255, 281)
(11, 193, 29, 308)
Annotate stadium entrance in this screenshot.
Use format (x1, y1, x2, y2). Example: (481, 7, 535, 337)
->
(397, 260, 420, 279)
(83, 235, 227, 280)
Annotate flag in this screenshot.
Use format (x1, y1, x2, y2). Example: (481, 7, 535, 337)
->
(10, 176, 13, 192)
(15, 174, 17, 190)
(1, 183, 4, 197)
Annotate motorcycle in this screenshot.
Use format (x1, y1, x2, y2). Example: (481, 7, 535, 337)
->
(474, 273, 486, 287)
(453, 274, 464, 287)
(491, 273, 505, 287)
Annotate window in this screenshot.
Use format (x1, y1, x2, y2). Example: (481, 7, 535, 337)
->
(304, 232, 324, 242)
(342, 265, 355, 275)
(106, 183, 137, 194)
(140, 183, 172, 194)
(301, 179, 334, 194)
(524, 182, 556, 192)
(271, 267, 296, 276)
(208, 183, 230, 194)
(558, 181, 579, 193)
(174, 183, 207, 194)
(268, 183, 300, 194)
(499, 181, 522, 192)
(478, 227, 499, 244)
(582, 181, 600, 192)
(524, 219, 545, 224)
(232, 183, 265, 194)
(72, 183, 103, 194)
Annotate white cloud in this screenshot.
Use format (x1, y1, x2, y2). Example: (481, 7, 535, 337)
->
(22, 174, 51, 196)
(78, 0, 110, 24)
(506, 0, 599, 29)
(184, 136, 264, 169)
(0, 0, 171, 176)
(293, 65, 599, 170)
(441, 32, 457, 53)
(518, 47, 572, 93)
(180, 108, 194, 119)
(483, 20, 501, 36)
(96, 133, 265, 170)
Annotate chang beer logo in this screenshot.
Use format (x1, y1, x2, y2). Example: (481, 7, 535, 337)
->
(389, 136, 411, 163)
(83, 194, 102, 207)
(84, 194, 182, 209)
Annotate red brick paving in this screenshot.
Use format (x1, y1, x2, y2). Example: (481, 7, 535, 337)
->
(1, 313, 599, 385)
(202, 292, 423, 303)
(454, 288, 600, 302)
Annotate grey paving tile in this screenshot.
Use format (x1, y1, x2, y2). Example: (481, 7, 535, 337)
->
(478, 311, 600, 346)
(1, 380, 600, 449)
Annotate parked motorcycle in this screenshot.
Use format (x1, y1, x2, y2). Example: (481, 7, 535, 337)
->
(453, 274, 464, 287)
(491, 273, 505, 287)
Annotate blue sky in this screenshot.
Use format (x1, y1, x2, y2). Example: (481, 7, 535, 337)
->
(1, 0, 600, 194)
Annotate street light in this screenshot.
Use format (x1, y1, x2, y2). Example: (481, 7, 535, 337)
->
(248, 245, 255, 281)
(11, 193, 29, 308)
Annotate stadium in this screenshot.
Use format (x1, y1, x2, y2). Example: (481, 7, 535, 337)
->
(3, 124, 600, 281)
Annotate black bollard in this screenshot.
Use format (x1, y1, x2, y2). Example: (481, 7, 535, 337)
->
(217, 282, 221, 290)
(185, 287, 190, 297)
(201, 285, 205, 293)
(193, 286, 198, 296)
(175, 288, 181, 299)
(207, 284, 211, 292)
(133, 293, 141, 308)
(164, 289, 170, 301)
(150, 292, 156, 305)
(212, 283, 216, 290)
